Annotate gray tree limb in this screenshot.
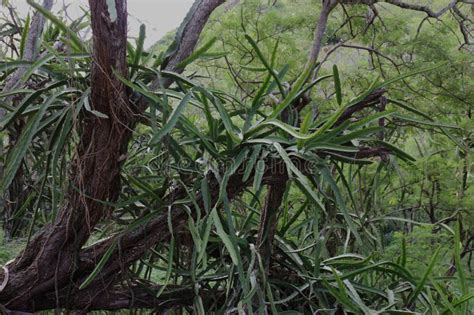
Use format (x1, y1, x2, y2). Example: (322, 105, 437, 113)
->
(306, 0, 338, 67)
(151, 0, 225, 90)
(383, 0, 459, 18)
(1, 0, 53, 117)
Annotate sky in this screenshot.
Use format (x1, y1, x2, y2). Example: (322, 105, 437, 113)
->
(7, 0, 195, 47)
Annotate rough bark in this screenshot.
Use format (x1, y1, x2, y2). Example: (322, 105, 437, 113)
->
(0, 0, 226, 312)
(256, 180, 288, 272)
(1, 0, 54, 107)
(306, 0, 338, 68)
(335, 88, 386, 126)
(2, 0, 54, 239)
(0, 0, 394, 311)
(0, 0, 131, 310)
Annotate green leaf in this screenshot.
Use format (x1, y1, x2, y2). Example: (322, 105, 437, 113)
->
(79, 242, 117, 290)
(243, 144, 262, 182)
(247, 119, 309, 140)
(176, 36, 218, 69)
(156, 207, 176, 297)
(149, 90, 193, 144)
(20, 53, 56, 82)
(303, 143, 359, 153)
(372, 140, 416, 163)
(243, 73, 271, 132)
(300, 76, 384, 144)
(378, 63, 444, 88)
(273, 142, 325, 210)
(348, 110, 396, 130)
(245, 35, 285, 97)
(267, 62, 315, 120)
(1, 87, 49, 130)
(454, 222, 469, 313)
(1, 93, 59, 193)
(394, 114, 461, 129)
(320, 166, 362, 245)
(331, 126, 384, 144)
(401, 237, 407, 267)
(131, 24, 146, 77)
(387, 98, 433, 120)
(304, 103, 348, 143)
(292, 73, 331, 101)
(253, 159, 265, 191)
(407, 246, 441, 306)
(89, 110, 109, 119)
(323, 275, 358, 312)
(20, 14, 30, 58)
(207, 91, 240, 143)
(217, 148, 248, 204)
(430, 277, 457, 314)
(447, 293, 474, 313)
(27, 0, 85, 51)
(297, 111, 313, 149)
(211, 209, 239, 266)
(201, 178, 211, 212)
(0, 89, 33, 99)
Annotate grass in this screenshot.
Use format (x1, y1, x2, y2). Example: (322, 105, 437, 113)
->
(0, 228, 25, 265)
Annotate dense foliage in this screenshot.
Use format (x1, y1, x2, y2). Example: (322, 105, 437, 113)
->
(0, 0, 472, 313)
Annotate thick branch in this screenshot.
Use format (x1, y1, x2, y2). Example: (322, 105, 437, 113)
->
(307, 0, 338, 67)
(340, 0, 459, 18)
(5, 144, 390, 311)
(383, 0, 458, 18)
(30, 283, 199, 312)
(256, 180, 288, 272)
(77, 146, 389, 283)
(0, 0, 131, 310)
(1, 0, 54, 102)
(1, 0, 54, 239)
(0, 2, 397, 312)
(134, 0, 225, 112)
(0, 1, 227, 311)
(335, 88, 386, 126)
(152, 0, 225, 90)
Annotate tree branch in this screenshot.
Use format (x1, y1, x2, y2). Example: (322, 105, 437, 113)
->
(153, 0, 225, 89)
(30, 282, 199, 312)
(340, 0, 459, 18)
(383, 0, 458, 18)
(133, 0, 225, 113)
(1, 0, 54, 239)
(306, 0, 338, 67)
(1, 0, 54, 102)
(256, 180, 288, 273)
(335, 88, 386, 126)
(339, 0, 471, 48)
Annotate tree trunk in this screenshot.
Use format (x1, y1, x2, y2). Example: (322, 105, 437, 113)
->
(0, 0, 225, 312)
(0, 0, 394, 311)
(0, 0, 131, 310)
(1, 0, 54, 239)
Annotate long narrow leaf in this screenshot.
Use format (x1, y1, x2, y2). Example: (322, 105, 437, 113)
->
(27, 0, 85, 51)
(149, 90, 193, 144)
(407, 246, 441, 306)
(79, 242, 117, 290)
